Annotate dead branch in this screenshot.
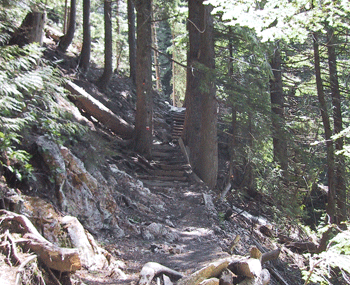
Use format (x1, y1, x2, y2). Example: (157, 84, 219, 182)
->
(138, 262, 183, 285)
(15, 254, 37, 285)
(0, 210, 81, 272)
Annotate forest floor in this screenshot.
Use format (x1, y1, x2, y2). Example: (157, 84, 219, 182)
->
(0, 40, 307, 285)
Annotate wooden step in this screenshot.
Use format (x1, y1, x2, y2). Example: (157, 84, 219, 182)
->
(138, 175, 189, 182)
(155, 163, 191, 171)
(142, 180, 189, 188)
(151, 169, 187, 177)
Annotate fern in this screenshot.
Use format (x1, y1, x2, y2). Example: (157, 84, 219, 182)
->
(0, 42, 87, 181)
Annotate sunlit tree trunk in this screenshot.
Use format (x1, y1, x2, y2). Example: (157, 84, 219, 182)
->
(269, 43, 288, 179)
(313, 33, 336, 224)
(152, 15, 161, 91)
(228, 27, 237, 184)
(134, 0, 153, 158)
(98, 0, 113, 90)
(63, 0, 68, 34)
(59, 0, 76, 52)
(128, 0, 136, 84)
(79, 0, 91, 72)
(326, 28, 347, 223)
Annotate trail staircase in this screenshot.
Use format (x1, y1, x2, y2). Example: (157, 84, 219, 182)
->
(136, 109, 192, 188)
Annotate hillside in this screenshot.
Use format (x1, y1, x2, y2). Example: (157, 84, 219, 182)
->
(0, 31, 314, 285)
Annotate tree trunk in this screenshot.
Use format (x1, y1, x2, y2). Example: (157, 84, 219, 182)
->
(182, 0, 217, 188)
(10, 11, 46, 46)
(152, 16, 161, 91)
(228, 27, 238, 184)
(98, 0, 113, 90)
(79, 0, 91, 72)
(269, 43, 288, 178)
(134, 0, 153, 158)
(326, 28, 347, 223)
(128, 0, 137, 84)
(58, 0, 76, 52)
(197, 4, 218, 188)
(63, 0, 68, 34)
(313, 33, 336, 224)
(182, 0, 203, 170)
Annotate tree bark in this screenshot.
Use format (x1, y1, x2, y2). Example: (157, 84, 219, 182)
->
(79, 0, 91, 72)
(197, 3, 218, 188)
(313, 33, 336, 224)
(269, 43, 288, 178)
(65, 81, 134, 139)
(58, 0, 76, 52)
(134, 0, 153, 157)
(183, 0, 218, 188)
(152, 15, 161, 91)
(326, 28, 347, 223)
(98, 0, 113, 90)
(128, 0, 137, 84)
(10, 11, 46, 46)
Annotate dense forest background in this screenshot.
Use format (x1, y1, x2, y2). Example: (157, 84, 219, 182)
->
(1, 0, 350, 284)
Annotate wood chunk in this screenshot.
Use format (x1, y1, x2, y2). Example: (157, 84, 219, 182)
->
(199, 278, 220, 285)
(177, 257, 238, 285)
(219, 268, 236, 285)
(228, 258, 262, 279)
(138, 262, 183, 285)
(163, 274, 174, 285)
(261, 249, 280, 264)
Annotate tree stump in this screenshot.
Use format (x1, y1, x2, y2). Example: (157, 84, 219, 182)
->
(10, 11, 46, 46)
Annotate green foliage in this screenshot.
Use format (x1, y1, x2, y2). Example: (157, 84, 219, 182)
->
(302, 225, 350, 284)
(0, 42, 87, 181)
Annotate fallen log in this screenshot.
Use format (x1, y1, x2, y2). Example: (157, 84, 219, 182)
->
(138, 262, 183, 285)
(65, 81, 134, 139)
(0, 210, 81, 272)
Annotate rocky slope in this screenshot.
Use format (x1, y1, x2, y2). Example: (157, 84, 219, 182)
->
(0, 42, 307, 285)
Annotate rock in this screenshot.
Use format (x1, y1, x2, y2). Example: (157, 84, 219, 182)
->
(35, 136, 66, 185)
(60, 147, 123, 236)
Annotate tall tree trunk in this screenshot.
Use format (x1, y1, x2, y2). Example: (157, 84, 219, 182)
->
(152, 16, 161, 91)
(313, 33, 336, 224)
(63, 0, 68, 34)
(134, 0, 153, 158)
(228, 27, 237, 185)
(183, 0, 218, 188)
(79, 0, 91, 72)
(58, 0, 76, 52)
(326, 28, 347, 223)
(197, 4, 217, 188)
(269, 43, 288, 178)
(115, 0, 123, 73)
(98, 0, 113, 90)
(128, 0, 137, 84)
(182, 0, 202, 169)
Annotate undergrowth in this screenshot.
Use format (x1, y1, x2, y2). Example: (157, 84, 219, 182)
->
(0, 40, 86, 181)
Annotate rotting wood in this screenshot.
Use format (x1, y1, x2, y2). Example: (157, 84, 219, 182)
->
(65, 81, 134, 139)
(177, 257, 239, 285)
(138, 262, 183, 285)
(15, 254, 38, 285)
(0, 210, 81, 272)
(261, 248, 280, 264)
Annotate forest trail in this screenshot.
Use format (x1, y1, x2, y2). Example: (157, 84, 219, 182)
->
(136, 109, 192, 189)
